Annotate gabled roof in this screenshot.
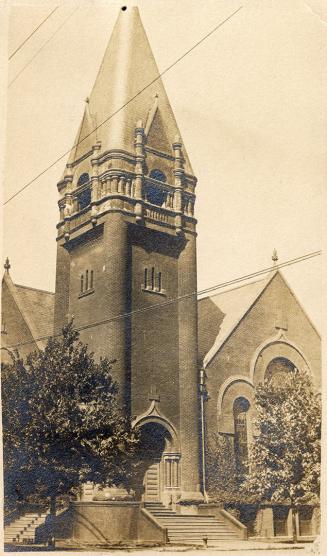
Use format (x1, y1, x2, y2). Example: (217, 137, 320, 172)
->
(66, 7, 193, 174)
(199, 271, 277, 369)
(2, 272, 54, 350)
(14, 284, 55, 342)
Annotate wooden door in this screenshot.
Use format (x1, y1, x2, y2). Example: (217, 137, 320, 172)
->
(144, 461, 160, 502)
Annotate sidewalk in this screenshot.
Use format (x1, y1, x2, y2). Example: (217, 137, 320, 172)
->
(4, 539, 313, 554)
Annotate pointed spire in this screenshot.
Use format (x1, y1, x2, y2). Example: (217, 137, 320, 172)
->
(4, 257, 10, 273)
(66, 6, 193, 174)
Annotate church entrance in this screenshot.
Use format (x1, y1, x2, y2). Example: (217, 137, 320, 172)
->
(144, 460, 160, 502)
(136, 421, 180, 505)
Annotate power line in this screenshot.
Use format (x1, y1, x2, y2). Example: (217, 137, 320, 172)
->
(9, 6, 79, 87)
(3, 6, 243, 206)
(3, 250, 321, 351)
(8, 6, 59, 60)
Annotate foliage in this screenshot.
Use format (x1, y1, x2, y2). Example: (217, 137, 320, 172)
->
(2, 323, 139, 511)
(205, 432, 243, 504)
(241, 368, 321, 508)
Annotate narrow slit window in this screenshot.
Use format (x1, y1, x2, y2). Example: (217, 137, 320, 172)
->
(157, 272, 162, 292)
(151, 267, 155, 290)
(86, 270, 89, 291)
(144, 268, 148, 289)
(81, 275, 84, 293)
(90, 270, 94, 289)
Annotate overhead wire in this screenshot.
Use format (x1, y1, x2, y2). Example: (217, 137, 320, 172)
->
(3, 6, 243, 205)
(9, 6, 79, 87)
(8, 6, 59, 60)
(3, 249, 321, 351)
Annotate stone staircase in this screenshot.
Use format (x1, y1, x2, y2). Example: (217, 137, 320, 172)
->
(4, 510, 49, 545)
(145, 502, 242, 545)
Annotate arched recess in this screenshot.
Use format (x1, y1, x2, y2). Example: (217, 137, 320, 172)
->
(217, 377, 254, 435)
(132, 400, 180, 453)
(250, 330, 312, 387)
(217, 375, 254, 417)
(233, 397, 251, 476)
(132, 401, 181, 504)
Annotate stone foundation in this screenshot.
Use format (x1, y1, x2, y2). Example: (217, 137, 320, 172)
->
(72, 501, 139, 543)
(71, 501, 168, 544)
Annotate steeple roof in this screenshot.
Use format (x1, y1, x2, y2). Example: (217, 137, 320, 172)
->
(69, 7, 193, 174)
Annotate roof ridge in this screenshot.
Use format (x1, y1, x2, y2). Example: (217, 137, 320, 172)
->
(203, 272, 276, 368)
(198, 271, 275, 301)
(14, 283, 55, 295)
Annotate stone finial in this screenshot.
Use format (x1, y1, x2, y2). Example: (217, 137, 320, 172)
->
(272, 249, 278, 265)
(4, 257, 10, 273)
(148, 384, 160, 402)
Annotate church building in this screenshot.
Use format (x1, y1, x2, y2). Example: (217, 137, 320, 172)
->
(2, 6, 320, 546)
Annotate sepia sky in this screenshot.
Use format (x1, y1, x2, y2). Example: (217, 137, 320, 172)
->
(1, 0, 327, 333)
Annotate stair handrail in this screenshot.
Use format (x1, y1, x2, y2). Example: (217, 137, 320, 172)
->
(220, 508, 248, 539)
(4, 508, 21, 526)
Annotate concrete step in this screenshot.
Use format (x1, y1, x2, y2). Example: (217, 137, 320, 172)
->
(146, 503, 241, 543)
(168, 531, 239, 536)
(160, 520, 225, 525)
(168, 536, 239, 540)
(5, 526, 28, 532)
(168, 536, 239, 538)
(4, 508, 50, 545)
(158, 520, 229, 525)
(160, 524, 228, 529)
(156, 516, 222, 521)
(168, 539, 235, 545)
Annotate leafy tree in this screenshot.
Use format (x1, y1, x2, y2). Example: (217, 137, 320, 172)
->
(205, 432, 242, 506)
(2, 323, 139, 517)
(241, 367, 321, 541)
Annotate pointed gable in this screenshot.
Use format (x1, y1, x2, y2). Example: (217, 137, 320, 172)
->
(198, 272, 277, 368)
(66, 103, 96, 168)
(198, 270, 320, 376)
(1, 272, 54, 358)
(67, 7, 193, 174)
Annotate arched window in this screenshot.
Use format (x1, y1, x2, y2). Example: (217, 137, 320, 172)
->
(77, 188, 91, 210)
(149, 169, 166, 182)
(233, 397, 250, 477)
(77, 173, 90, 186)
(145, 183, 167, 207)
(265, 357, 295, 386)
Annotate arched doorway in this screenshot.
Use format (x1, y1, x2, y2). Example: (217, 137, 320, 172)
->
(135, 421, 180, 505)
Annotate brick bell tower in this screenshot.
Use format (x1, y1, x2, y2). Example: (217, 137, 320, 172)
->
(54, 7, 203, 509)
